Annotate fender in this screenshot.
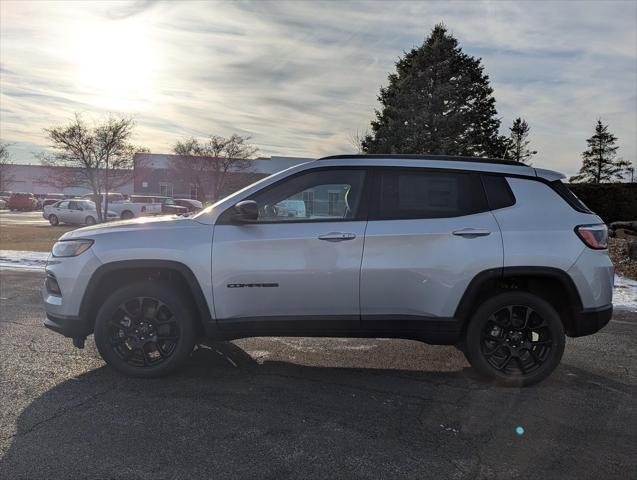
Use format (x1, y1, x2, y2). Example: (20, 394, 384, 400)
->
(454, 266, 583, 322)
(79, 260, 213, 327)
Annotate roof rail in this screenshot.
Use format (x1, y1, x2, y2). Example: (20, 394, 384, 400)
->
(317, 153, 525, 167)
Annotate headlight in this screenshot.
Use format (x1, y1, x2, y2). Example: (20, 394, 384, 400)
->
(51, 239, 94, 257)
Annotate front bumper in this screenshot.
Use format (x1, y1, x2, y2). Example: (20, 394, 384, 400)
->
(44, 313, 90, 338)
(568, 304, 613, 337)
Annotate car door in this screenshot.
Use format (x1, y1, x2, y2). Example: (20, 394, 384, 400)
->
(55, 200, 71, 223)
(211, 167, 369, 333)
(67, 201, 84, 224)
(360, 168, 503, 330)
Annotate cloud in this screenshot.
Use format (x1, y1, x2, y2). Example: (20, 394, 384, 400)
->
(0, 0, 635, 176)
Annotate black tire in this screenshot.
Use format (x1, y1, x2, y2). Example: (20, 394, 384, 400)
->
(120, 210, 134, 220)
(463, 292, 565, 387)
(85, 215, 96, 225)
(49, 214, 59, 226)
(94, 281, 196, 378)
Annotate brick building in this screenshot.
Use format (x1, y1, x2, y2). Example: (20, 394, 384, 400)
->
(132, 153, 313, 200)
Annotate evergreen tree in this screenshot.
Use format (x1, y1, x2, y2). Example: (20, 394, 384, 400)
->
(570, 120, 629, 183)
(362, 24, 508, 158)
(506, 117, 537, 163)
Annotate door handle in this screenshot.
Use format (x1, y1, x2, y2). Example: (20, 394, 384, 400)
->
(452, 228, 491, 238)
(318, 232, 357, 242)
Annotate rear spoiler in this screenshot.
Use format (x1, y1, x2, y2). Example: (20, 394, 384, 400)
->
(534, 168, 566, 182)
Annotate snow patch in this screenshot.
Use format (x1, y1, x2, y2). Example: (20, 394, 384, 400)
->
(614, 275, 637, 312)
(0, 250, 48, 271)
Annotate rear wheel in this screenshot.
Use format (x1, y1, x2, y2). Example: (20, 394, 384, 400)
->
(85, 215, 96, 225)
(48, 214, 59, 226)
(120, 210, 134, 220)
(463, 292, 565, 387)
(94, 282, 196, 377)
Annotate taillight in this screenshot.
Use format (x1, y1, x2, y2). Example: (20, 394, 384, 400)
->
(575, 224, 608, 250)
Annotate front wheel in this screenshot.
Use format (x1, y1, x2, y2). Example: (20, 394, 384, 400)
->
(49, 214, 59, 226)
(85, 215, 96, 225)
(94, 282, 196, 377)
(463, 292, 565, 387)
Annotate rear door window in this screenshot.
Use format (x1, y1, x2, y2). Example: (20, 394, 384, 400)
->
(371, 169, 488, 219)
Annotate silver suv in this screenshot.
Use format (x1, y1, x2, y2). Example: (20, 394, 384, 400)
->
(42, 154, 614, 386)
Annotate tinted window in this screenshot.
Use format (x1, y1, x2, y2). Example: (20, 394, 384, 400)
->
(481, 175, 516, 210)
(373, 169, 487, 219)
(247, 169, 367, 222)
(550, 180, 592, 213)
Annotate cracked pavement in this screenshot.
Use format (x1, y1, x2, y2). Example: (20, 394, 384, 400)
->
(1, 270, 636, 479)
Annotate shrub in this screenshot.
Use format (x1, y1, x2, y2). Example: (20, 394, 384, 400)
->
(567, 183, 637, 223)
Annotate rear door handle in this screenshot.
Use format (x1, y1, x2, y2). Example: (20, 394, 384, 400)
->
(452, 228, 491, 238)
(318, 232, 357, 242)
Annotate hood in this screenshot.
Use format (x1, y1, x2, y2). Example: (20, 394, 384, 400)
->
(61, 215, 195, 240)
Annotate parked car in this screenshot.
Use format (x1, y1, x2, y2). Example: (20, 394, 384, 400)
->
(43, 199, 118, 226)
(42, 198, 63, 208)
(80, 193, 162, 220)
(0, 198, 7, 210)
(174, 198, 204, 213)
(130, 195, 189, 215)
(43, 154, 613, 386)
(8, 192, 38, 211)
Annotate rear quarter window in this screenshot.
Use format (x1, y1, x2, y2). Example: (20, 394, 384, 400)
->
(550, 180, 592, 213)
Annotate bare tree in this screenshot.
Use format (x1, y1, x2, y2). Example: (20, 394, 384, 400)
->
(41, 113, 141, 221)
(171, 134, 257, 201)
(348, 129, 369, 154)
(171, 137, 210, 201)
(0, 142, 16, 191)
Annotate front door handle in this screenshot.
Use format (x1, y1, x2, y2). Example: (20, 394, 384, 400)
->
(318, 232, 357, 242)
(452, 228, 491, 238)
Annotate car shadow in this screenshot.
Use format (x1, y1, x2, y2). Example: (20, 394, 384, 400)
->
(0, 340, 634, 479)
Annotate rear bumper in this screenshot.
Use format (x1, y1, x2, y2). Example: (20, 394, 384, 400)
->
(568, 304, 613, 337)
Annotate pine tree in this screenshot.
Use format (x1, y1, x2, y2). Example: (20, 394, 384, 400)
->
(570, 120, 629, 183)
(506, 117, 537, 164)
(362, 24, 508, 158)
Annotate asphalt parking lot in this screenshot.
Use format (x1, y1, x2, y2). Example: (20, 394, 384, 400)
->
(0, 270, 635, 479)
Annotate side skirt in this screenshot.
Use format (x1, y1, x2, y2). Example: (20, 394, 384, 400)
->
(204, 315, 462, 345)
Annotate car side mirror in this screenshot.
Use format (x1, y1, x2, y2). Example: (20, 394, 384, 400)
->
(232, 200, 258, 222)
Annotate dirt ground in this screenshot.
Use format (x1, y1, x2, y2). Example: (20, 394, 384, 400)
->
(608, 237, 637, 280)
(0, 224, 74, 252)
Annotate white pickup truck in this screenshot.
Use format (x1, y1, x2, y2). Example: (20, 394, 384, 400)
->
(81, 193, 162, 220)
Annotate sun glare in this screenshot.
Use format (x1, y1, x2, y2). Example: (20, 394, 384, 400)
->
(73, 20, 158, 110)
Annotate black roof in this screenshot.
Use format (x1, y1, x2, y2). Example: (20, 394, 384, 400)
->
(317, 154, 525, 167)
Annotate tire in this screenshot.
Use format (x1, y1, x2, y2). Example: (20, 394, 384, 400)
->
(120, 210, 134, 220)
(463, 292, 565, 387)
(94, 281, 196, 378)
(49, 214, 59, 226)
(85, 216, 96, 225)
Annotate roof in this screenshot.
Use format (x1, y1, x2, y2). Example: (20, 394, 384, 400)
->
(318, 154, 525, 167)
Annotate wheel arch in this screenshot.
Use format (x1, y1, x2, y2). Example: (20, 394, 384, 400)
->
(79, 260, 212, 335)
(455, 267, 583, 336)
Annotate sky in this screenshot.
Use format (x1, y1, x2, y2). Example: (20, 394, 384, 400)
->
(0, 0, 635, 177)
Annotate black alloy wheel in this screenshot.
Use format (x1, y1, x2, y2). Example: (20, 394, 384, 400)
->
(464, 292, 565, 386)
(108, 297, 180, 368)
(480, 304, 553, 375)
(94, 282, 196, 377)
